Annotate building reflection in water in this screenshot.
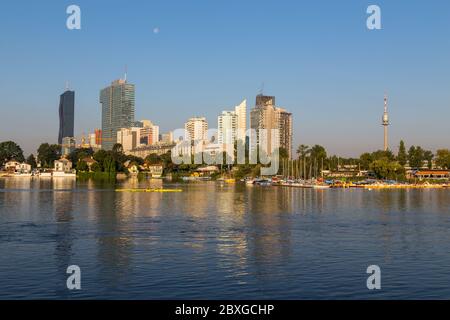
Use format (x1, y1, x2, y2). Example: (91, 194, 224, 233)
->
(51, 178, 76, 298)
(182, 183, 210, 218)
(246, 186, 294, 277)
(1, 178, 34, 220)
(214, 184, 249, 282)
(95, 187, 134, 290)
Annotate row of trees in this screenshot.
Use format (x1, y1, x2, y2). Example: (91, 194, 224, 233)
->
(396, 141, 434, 169)
(71, 144, 143, 174)
(2, 140, 450, 180)
(0, 141, 38, 169)
(291, 141, 450, 180)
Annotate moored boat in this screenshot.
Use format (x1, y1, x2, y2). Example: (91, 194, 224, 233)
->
(313, 184, 330, 189)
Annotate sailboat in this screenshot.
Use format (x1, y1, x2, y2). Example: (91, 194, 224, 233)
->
(312, 158, 330, 189)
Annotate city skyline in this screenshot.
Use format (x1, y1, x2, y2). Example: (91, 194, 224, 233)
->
(1, 1, 450, 156)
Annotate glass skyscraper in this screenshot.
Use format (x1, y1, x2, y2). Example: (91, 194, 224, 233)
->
(100, 79, 135, 151)
(58, 90, 75, 145)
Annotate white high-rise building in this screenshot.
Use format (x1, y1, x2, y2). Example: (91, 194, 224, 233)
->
(185, 117, 208, 142)
(234, 99, 247, 141)
(218, 111, 237, 145)
(117, 127, 141, 152)
(217, 99, 247, 151)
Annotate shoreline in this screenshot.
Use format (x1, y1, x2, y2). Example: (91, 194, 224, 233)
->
(1, 175, 449, 190)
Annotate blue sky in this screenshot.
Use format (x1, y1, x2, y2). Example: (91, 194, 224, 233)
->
(0, 0, 449, 156)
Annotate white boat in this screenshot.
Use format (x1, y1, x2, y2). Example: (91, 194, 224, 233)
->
(313, 184, 330, 189)
(39, 172, 52, 178)
(53, 171, 76, 178)
(14, 173, 32, 177)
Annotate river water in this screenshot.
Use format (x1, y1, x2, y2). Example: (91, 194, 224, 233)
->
(0, 177, 449, 299)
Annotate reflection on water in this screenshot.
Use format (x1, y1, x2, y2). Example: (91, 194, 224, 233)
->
(0, 177, 450, 299)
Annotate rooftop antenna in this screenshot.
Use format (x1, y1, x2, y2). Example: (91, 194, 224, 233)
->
(124, 65, 128, 82)
(259, 82, 265, 95)
(65, 81, 69, 91)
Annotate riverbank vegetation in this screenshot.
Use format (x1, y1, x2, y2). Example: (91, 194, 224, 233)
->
(1, 139, 449, 182)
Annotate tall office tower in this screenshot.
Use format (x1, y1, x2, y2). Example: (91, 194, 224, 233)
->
(185, 117, 208, 142)
(58, 89, 75, 145)
(100, 78, 135, 150)
(250, 94, 293, 159)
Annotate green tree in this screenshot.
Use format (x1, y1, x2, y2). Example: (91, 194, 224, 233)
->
(76, 160, 89, 172)
(160, 151, 174, 173)
(90, 162, 102, 172)
(360, 150, 395, 170)
(103, 155, 117, 173)
(423, 150, 434, 169)
(68, 148, 94, 164)
(309, 145, 327, 161)
(251, 164, 261, 177)
(234, 164, 253, 179)
(372, 150, 395, 161)
(359, 152, 373, 170)
(37, 143, 61, 168)
(145, 153, 162, 165)
(309, 145, 328, 171)
(112, 143, 123, 154)
(126, 155, 144, 166)
(111, 143, 127, 172)
(93, 149, 108, 166)
(397, 140, 407, 166)
(279, 147, 289, 160)
(296, 144, 309, 159)
(370, 158, 405, 180)
(408, 146, 426, 169)
(435, 149, 450, 169)
(0, 141, 25, 165)
(26, 154, 37, 169)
